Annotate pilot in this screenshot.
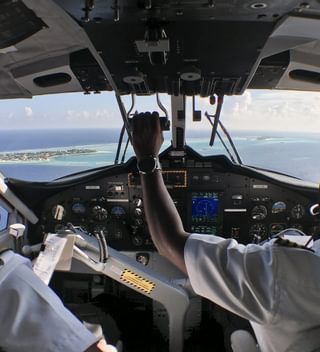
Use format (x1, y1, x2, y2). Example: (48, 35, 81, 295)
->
(0, 249, 117, 352)
(131, 111, 320, 352)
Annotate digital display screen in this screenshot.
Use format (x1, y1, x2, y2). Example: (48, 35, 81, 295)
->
(191, 192, 220, 223)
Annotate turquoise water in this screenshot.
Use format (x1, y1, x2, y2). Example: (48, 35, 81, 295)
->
(1, 131, 320, 183)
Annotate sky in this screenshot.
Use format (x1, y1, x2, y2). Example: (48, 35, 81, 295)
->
(1, 89, 320, 133)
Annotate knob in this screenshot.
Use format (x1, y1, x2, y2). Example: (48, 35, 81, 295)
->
(134, 208, 143, 217)
(92, 205, 108, 221)
(133, 198, 143, 207)
(52, 204, 65, 221)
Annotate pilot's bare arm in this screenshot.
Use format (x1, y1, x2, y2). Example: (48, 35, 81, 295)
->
(132, 112, 189, 274)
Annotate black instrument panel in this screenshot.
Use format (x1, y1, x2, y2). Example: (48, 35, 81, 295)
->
(36, 152, 320, 250)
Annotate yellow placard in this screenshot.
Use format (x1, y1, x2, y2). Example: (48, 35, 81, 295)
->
(120, 269, 155, 294)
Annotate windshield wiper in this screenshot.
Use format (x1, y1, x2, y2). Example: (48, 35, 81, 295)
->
(115, 94, 135, 164)
(205, 96, 242, 164)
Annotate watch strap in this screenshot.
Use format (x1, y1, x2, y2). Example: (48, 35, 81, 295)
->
(137, 156, 161, 174)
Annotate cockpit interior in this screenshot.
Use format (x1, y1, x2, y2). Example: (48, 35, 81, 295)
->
(2, 1, 320, 351)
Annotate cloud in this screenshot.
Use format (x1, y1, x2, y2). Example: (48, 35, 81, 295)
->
(1, 90, 320, 132)
(63, 108, 121, 127)
(188, 90, 320, 132)
(24, 106, 33, 117)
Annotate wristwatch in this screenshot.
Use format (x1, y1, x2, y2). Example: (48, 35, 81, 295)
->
(137, 156, 161, 174)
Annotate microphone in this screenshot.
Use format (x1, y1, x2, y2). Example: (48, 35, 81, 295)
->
(22, 243, 44, 257)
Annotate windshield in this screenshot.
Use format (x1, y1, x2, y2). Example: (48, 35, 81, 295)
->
(1, 90, 320, 183)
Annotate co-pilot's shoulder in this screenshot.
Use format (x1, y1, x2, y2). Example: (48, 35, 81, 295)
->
(270, 237, 316, 258)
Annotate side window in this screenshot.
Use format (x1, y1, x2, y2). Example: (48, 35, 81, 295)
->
(0, 206, 9, 231)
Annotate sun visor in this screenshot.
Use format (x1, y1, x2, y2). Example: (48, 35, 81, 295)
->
(0, 0, 46, 49)
(0, 0, 109, 99)
(253, 16, 320, 92)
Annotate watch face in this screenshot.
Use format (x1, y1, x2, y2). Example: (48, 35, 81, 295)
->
(137, 157, 157, 174)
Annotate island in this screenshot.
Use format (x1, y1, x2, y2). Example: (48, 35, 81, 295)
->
(0, 148, 96, 162)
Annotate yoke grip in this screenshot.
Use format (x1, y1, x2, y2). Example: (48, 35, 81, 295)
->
(128, 114, 170, 131)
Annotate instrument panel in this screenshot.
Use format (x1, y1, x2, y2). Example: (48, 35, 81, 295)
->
(36, 153, 320, 250)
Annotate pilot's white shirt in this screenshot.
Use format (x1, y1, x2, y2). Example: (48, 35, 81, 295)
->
(185, 234, 320, 352)
(0, 250, 97, 352)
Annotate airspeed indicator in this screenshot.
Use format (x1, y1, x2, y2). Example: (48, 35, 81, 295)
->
(251, 205, 267, 220)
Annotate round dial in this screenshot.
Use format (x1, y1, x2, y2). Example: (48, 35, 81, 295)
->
(249, 223, 267, 243)
(271, 201, 286, 214)
(111, 206, 126, 218)
(270, 223, 286, 236)
(72, 202, 86, 215)
(92, 205, 108, 221)
(251, 205, 268, 220)
(291, 204, 305, 219)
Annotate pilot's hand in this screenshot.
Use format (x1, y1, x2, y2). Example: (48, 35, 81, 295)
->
(86, 339, 118, 351)
(132, 111, 164, 161)
(97, 339, 118, 352)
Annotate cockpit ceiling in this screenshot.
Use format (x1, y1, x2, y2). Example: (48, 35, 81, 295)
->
(2, 0, 320, 99)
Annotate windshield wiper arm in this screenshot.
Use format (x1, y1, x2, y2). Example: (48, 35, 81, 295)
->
(205, 110, 242, 165)
(218, 118, 242, 164)
(115, 93, 135, 164)
(209, 95, 224, 146)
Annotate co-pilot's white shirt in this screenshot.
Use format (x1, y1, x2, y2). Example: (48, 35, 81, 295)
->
(185, 234, 320, 352)
(0, 251, 98, 352)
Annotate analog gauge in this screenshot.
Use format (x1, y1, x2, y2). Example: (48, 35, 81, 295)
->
(251, 205, 268, 220)
(51, 204, 66, 221)
(72, 202, 86, 215)
(249, 223, 267, 243)
(111, 206, 126, 218)
(291, 204, 305, 220)
(270, 223, 286, 236)
(272, 201, 286, 214)
(92, 205, 108, 221)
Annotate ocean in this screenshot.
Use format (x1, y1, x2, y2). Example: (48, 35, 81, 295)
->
(0, 128, 320, 183)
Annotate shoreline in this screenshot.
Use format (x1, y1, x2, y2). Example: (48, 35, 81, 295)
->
(0, 148, 96, 163)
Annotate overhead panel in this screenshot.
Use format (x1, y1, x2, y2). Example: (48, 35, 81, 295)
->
(54, 0, 302, 96)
